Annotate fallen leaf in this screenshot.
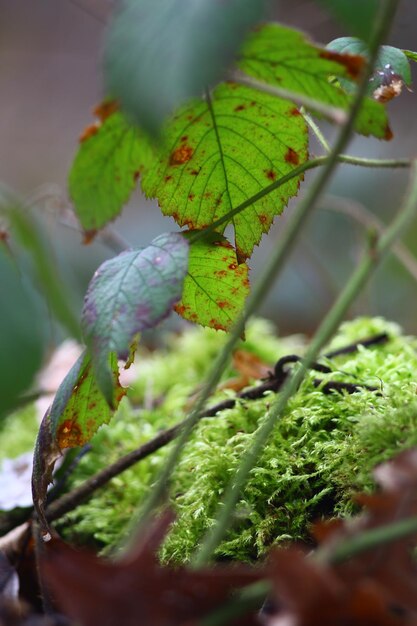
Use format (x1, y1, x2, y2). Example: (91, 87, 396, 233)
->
(41, 514, 263, 626)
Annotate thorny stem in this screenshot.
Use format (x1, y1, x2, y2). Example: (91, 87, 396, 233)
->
(193, 157, 417, 566)
(191, 0, 401, 566)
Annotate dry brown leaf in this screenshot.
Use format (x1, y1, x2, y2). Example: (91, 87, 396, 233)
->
(40, 513, 263, 626)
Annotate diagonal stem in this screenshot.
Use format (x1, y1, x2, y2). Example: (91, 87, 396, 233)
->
(190, 0, 401, 565)
(192, 157, 417, 566)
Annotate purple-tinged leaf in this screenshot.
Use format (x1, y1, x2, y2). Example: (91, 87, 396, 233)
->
(82, 233, 189, 403)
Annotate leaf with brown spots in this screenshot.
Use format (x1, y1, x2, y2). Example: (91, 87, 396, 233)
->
(32, 351, 126, 535)
(141, 82, 308, 261)
(239, 23, 392, 140)
(174, 232, 250, 331)
(69, 109, 154, 232)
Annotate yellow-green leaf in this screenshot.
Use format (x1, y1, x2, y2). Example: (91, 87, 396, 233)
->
(239, 23, 392, 140)
(175, 232, 249, 332)
(69, 110, 153, 233)
(141, 82, 308, 262)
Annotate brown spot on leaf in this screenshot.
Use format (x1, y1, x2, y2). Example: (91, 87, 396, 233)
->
(216, 300, 229, 310)
(188, 193, 195, 201)
(180, 135, 188, 142)
(265, 169, 276, 181)
(83, 229, 98, 245)
(133, 170, 140, 182)
(56, 420, 83, 448)
(234, 104, 246, 112)
(384, 124, 394, 141)
(164, 175, 173, 183)
(79, 125, 99, 143)
(229, 263, 237, 270)
(79, 100, 119, 143)
(174, 303, 188, 316)
(170, 145, 193, 166)
(190, 169, 199, 176)
(259, 214, 268, 225)
(213, 240, 232, 249)
(215, 269, 228, 278)
(319, 50, 364, 80)
(209, 318, 227, 331)
(290, 107, 301, 116)
(285, 148, 300, 165)
(93, 100, 119, 122)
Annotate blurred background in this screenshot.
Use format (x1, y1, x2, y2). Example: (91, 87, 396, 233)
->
(1, 0, 417, 339)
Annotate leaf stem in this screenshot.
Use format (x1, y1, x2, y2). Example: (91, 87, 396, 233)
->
(191, 0, 401, 566)
(301, 107, 331, 151)
(189, 154, 410, 244)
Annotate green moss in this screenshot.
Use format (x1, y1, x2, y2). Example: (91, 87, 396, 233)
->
(58, 317, 417, 562)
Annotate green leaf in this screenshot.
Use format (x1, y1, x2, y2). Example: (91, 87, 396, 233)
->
(314, 0, 379, 43)
(141, 82, 308, 262)
(82, 233, 189, 403)
(403, 49, 417, 64)
(32, 351, 125, 535)
(103, 0, 267, 136)
(69, 110, 153, 233)
(328, 38, 412, 91)
(0, 248, 44, 419)
(50, 352, 124, 449)
(175, 233, 250, 332)
(238, 24, 392, 140)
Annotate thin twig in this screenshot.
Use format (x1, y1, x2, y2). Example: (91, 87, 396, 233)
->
(301, 107, 331, 152)
(43, 334, 387, 524)
(190, 155, 410, 244)
(26, 185, 131, 254)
